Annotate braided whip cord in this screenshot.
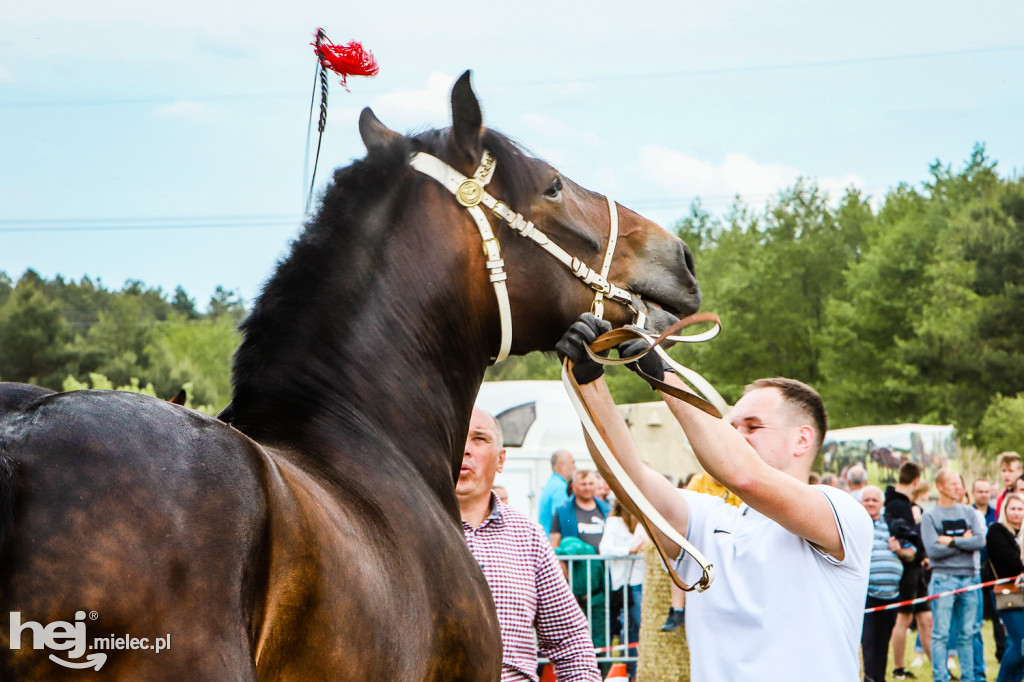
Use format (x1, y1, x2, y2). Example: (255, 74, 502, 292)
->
(304, 29, 379, 213)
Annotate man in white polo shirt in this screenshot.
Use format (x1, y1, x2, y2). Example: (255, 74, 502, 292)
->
(557, 314, 873, 681)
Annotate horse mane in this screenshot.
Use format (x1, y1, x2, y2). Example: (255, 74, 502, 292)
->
(229, 124, 545, 447)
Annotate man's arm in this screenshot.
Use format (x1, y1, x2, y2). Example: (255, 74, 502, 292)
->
(921, 510, 957, 560)
(534, 536, 601, 681)
(578, 378, 691, 556)
(549, 512, 563, 550)
(951, 509, 987, 551)
(889, 536, 916, 563)
(654, 373, 847, 560)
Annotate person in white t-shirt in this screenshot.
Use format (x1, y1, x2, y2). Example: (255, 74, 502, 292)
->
(556, 314, 874, 682)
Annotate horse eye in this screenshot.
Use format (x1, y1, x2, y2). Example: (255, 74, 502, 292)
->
(544, 177, 563, 198)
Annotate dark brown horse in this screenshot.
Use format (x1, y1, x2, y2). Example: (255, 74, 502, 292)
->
(0, 72, 701, 680)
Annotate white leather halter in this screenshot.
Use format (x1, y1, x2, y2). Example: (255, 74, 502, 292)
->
(409, 149, 635, 363)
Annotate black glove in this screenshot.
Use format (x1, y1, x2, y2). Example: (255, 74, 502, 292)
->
(556, 313, 612, 384)
(618, 337, 669, 382)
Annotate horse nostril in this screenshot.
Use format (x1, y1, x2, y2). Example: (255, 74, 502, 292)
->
(682, 243, 697, 278)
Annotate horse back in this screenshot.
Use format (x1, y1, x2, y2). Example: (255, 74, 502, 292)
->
(0, 389, 268, 680)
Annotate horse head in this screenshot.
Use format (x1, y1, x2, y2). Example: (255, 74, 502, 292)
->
(358, 71, 702, 357)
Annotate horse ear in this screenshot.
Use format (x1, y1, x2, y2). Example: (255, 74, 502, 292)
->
(450, 70, 483, 165)
(359, 107, 400, 152)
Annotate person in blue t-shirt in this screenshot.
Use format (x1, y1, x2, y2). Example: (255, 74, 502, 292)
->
(539, 449, 576, 536)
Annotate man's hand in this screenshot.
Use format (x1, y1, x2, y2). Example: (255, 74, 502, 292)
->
(618, 338, 669, 382)
(556, 313, 612, 384)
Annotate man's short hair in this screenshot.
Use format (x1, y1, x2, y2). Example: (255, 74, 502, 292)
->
(550, 449, 571, 469)
(572, 469, 595, 484)
(847, 466, 868, 486)
(898, 461, 923, 486)
(476, 409, 503, 449)
(934, 468, 958, 487)
(746, 377, 827, 452)
(998, 451, 1022, 469)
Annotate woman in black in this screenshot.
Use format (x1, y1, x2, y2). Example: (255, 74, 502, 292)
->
(986, 491, 1024, 682)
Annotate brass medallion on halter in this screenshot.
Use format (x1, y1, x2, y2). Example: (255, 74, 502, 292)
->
(456, 180, 484, 206)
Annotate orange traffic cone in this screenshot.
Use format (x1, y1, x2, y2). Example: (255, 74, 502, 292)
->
(605, 662, 629, 681)
(539, 662, 556, 682)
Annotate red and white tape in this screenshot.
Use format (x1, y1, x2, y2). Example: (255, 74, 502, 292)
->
(864, 574, 1020, 614)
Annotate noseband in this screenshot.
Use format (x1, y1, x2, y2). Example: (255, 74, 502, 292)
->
(409, 149, 638, 363)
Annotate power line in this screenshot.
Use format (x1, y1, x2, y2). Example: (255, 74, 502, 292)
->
(2, 44, 1021, 109)
(0, 214, 304, 233)
(513, 43, 1024, 88)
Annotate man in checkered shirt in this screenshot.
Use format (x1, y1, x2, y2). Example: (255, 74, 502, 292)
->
(459, 407, 601, 682)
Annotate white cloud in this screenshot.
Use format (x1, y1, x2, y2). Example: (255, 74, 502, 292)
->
(0, 60, 13, 83)
(151, 100, 224, 123)
(371, 72, 454, 124)
(517, 112, 604, 148)
(636, 144, 863, 204)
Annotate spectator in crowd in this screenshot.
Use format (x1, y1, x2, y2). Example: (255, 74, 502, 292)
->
(946, 474, 986, 682)
(458, 407, 600, 682)
(921, 468, 987, 682)
(539, 450, 576, 536)
(493, 485, 509, 505)
(550, 470, 610, 552)
(557, 313, 872, 681)
(974, 478, 1007, 663)
(599, 500, 647, 680)
(822, 472, 840, 487)
(861, 485, 916, 682)
(886, 462, 932, 680)
(848, 464, 869, 502)
(594, 475, 613, 504)
(986, 492, 1024, 682)
(1015, 475, 1024, 495)
(808, 471, 822, 485)
(995, 452, 1023, 518)
(659, 471, 743, 633)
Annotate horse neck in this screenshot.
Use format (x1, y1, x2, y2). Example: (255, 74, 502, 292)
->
(230, 207, 496, 498)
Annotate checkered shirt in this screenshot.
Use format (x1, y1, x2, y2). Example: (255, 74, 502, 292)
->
(462, 493, 601, 682)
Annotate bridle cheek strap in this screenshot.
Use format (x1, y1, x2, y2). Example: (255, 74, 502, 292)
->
(409, 150, 512, 362)
(591, 195, 619, 320)
(409, 150, 632, 363)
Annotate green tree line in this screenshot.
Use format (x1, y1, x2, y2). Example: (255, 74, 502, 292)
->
(0, 272, 244, 413)
(488, 145, 1024, 455)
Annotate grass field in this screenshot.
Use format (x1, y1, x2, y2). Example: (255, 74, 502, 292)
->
(885, 622, 1004, 681)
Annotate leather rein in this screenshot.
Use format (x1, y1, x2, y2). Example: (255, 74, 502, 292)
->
(410, 148, 724, 591)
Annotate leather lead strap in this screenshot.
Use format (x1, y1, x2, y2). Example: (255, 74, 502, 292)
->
(562, 359, 715, 593)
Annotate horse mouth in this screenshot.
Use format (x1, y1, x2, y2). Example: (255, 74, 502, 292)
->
(636, 296, 701, 335)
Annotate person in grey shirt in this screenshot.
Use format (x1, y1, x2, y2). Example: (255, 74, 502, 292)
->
(921, 468, 987, 682)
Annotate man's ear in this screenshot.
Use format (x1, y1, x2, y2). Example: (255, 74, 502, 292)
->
(497, 448, 506, 474)
(795, 425, 817, 459)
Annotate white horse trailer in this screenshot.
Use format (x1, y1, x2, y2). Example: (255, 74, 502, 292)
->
(474, 380, 704, 521)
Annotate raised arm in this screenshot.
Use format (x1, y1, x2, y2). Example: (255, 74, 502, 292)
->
(577, 378, 691, 555)
(655, 372, 847, 560)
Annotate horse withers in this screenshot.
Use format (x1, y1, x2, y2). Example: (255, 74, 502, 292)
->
(0, 71, 701, 680)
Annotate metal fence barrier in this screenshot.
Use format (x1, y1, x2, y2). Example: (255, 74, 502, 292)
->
(538, 553, 643, 668)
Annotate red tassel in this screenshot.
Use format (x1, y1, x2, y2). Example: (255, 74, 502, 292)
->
(312, 29, 379, 91)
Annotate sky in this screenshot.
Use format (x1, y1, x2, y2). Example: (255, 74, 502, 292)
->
(2, 1, 1022, 310)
